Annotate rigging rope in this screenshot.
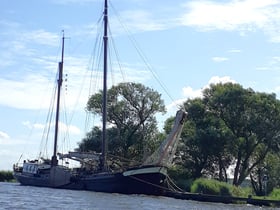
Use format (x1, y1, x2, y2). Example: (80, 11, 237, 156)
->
(38, 72, 58, 160)
(166, 174, 184, 192)
(127, 170, 183, 193)
(108, 24, 126, 83)
(109, 1, 178, 107)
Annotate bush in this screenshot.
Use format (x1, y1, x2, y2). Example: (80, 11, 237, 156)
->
(232, 185, 252, 197)
(191, 178, 231, 196)
(269, 188, 280, 200)
(0, 171, 14, 182)
(190, 178, 252, 197)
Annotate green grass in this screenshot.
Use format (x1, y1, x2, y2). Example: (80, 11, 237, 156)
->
(190, 178, 251, 197)
(189, 178, 280, 200)
(268, 188, 280, 200)
(190, 178, 230, 196)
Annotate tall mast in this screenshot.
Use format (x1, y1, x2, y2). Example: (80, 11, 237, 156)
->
(51, 32, 65, 166)
(101, 0, 108, 170)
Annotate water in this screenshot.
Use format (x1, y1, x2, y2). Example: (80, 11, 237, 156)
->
(0, 182, 275, 209)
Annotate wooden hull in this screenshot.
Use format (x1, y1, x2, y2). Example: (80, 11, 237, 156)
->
(14, 166, 167, 195)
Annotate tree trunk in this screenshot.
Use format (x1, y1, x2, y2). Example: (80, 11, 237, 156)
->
(233, 151, 241, 185)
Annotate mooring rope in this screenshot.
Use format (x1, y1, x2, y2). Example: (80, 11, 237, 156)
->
(166, 175, 184, 192)
(127, 173, 184, 193)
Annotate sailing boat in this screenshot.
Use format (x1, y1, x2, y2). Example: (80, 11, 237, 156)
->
(13, 0, 186, 195)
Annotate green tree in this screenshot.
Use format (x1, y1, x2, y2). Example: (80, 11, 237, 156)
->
(77, 126, 102, 152)
(177, 83, 280, 187)
(250, 152, 280, 196)
(203, 83, 280, 186)
(178, 98, 233, 181)
(77, 82, 166, 163)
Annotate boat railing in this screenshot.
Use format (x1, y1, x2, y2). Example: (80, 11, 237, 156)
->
(13, 163, 23, 172)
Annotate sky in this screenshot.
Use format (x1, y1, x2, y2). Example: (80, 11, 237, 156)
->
(1, 0, 280, 170)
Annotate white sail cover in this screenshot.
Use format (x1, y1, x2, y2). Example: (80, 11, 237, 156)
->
(143, 110, 187, 167)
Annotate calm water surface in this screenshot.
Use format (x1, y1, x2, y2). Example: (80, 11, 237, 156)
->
(0, 182, 276, 209)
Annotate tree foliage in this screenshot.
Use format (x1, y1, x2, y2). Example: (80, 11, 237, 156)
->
(178, 98, 234, 181)
(77, 82, 166, 163)
(250, 152, 280, 196)
(181, 83, 280, 186)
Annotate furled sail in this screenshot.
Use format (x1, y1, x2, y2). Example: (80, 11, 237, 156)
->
(143, 109, 187, 167)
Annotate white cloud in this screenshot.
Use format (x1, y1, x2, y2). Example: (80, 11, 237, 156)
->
(1, 26, 59, 55)
(0, 131, 9, 139)
(181, 0, 276, 30)
(183, 76, 236, 99)
(59, 123, 81, 135)
(22, 120, 81, 135)
(0, 3, 188, 96)
(50, 0, 97, 5)
(180, 0, 280, 42)
(182, 86, 203, 99)
(0, 43, 152, 111)
(0, 19, 20, 28)
(256, 56, 280, 71)
(228, 49, 242, 53)
(256, 67, 270, 71)
(115, 10, 167, 32)
(33, 123, 45, 130)
(273, 85, 280, 96)
(21, 30, 59, 47)
(208, 76, 236, 85)
(167, 76, 236, 112)
(212, 56, 229, 62)
(0, 76, 53, 110)
(22, 121, 45, 130)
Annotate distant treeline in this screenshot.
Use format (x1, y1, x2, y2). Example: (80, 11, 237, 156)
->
(0, 171, 14, 182)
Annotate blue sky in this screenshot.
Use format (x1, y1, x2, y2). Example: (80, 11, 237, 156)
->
(1, 0, 280, 170)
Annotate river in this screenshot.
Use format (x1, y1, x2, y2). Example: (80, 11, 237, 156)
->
(0, 182, 276, 209)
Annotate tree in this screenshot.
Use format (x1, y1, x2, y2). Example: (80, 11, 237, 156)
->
(250, 152, 280, 196)
(77, 126, 102, 152)
(177, 98, 234, 181)
(77, 82, 166, 163)
(178, 83, 280, 186)
(202, 83, 280, 186)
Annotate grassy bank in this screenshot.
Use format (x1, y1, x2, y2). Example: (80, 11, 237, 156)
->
(189, 178, 280, 201)
(0, 170, 15, 182)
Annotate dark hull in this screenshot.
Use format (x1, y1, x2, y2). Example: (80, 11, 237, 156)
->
(14, 173, 51, 188)
(14, 166, 167, 195)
